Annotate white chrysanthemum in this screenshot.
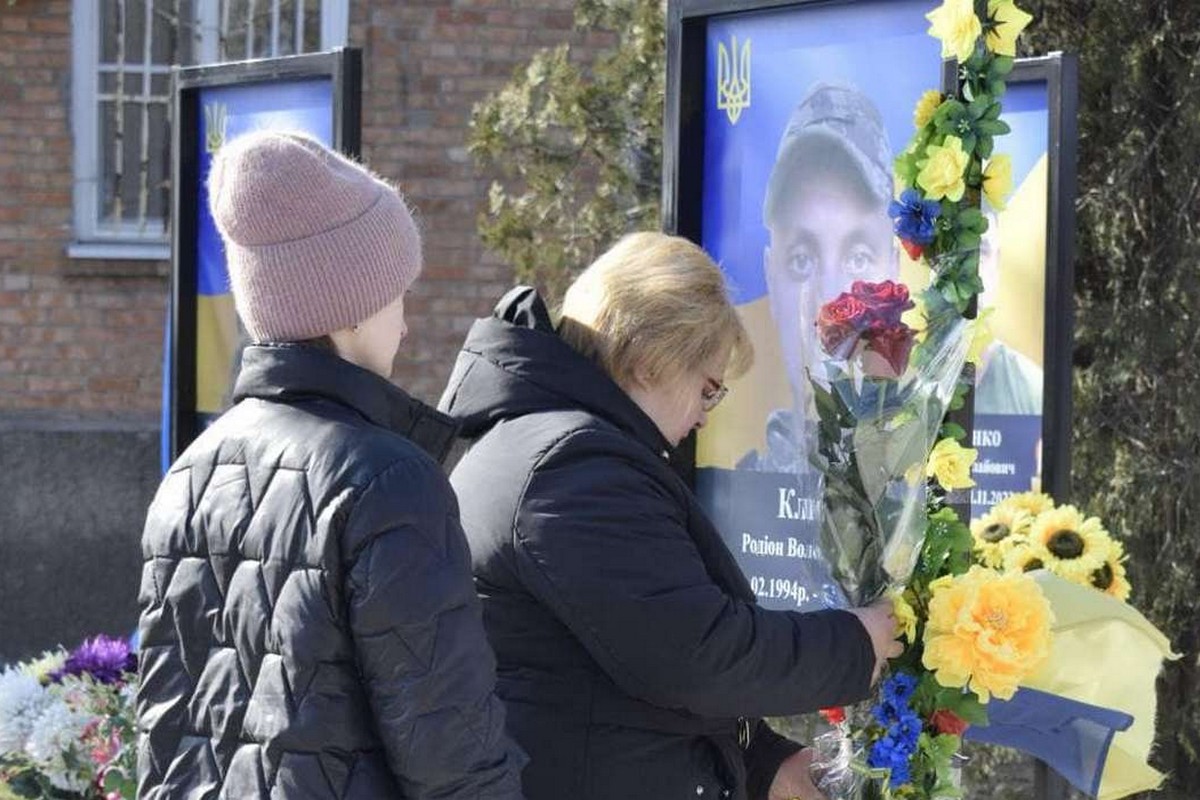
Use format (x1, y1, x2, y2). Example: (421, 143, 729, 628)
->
(23, 698, 96, 792)
(0, 668, 52, 755)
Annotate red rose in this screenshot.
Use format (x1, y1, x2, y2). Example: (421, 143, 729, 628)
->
(816, 293, 869, 357)
(930, 709, 970, 736)
(851, 280, 914, 326)
(862, 323, 916, 378)
(819, 706, 847, 725)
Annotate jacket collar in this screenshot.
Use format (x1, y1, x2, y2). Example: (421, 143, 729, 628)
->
(234, 343, 460, 463)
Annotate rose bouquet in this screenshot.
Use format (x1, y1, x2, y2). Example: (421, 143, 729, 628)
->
(808, 278, 973, 608)
(0, 636, 137, 800)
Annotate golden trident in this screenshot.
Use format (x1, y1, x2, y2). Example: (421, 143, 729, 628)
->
(204, 103, 228, 154)
(716, 35, 751, 125)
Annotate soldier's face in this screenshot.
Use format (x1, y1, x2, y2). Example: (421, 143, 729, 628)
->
(764, 178, 894, 406)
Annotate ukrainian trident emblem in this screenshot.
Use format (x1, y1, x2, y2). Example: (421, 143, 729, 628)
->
(204, 103, 228, 154)
(716, 35, 751, 125)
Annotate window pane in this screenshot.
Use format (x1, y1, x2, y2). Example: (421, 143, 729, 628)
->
(153, 0, 197, 65)
(219, 0, 324, 60)
(303, 5, 321, 51)
(99, 98, 169, 230)
(146, 102, 170, 223)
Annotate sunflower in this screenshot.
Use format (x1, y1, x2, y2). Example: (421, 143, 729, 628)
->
(1027, 506, 1109, 581)
(1002, 539, 1054, 575)
(993, 491, 1056, 518)
(971, 506, 1032, 569)
(1089, 539, 1133, 602)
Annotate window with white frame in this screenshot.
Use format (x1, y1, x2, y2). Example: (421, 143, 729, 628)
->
(70, 0, 349, 260)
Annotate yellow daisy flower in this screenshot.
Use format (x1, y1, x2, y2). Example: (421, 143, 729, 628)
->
(971, 506, 1031, 569)
(914, 89, 944, 129)
(993, 491, 1055, 518)
(1028, 506, 1109, 581)
(922, 566, 1053, 702)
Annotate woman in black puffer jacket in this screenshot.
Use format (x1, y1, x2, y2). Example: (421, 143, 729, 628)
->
(137, 131, 524, 799)
(439, 233, 902, 800)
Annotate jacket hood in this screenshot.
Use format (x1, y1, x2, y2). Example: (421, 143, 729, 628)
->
(438, 286, 671, 455)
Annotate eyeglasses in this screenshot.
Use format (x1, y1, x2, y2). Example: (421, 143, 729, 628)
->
(701, 377, 729, 412)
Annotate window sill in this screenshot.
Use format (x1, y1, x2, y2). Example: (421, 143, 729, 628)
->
(68, 241, 170, 262)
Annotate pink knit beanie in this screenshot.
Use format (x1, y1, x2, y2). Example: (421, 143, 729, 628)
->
(207, 131, 422, 342)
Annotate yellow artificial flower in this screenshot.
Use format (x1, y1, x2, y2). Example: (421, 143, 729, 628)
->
(926, 0, 983, 62)
(986, 0, 1034, 57)
(927, 437, 978, 489)
(971, 504, 1031, 569)
(890, 588, 919, 643)
(1028, 506, 1110, 581)
(914, 89, 944, 129)
(966, 307, 996, 364)
(1089, 540, 1133, 602)
(1003, 539, 1055, 574)
(917, 136, 970, 202)
(922, 566, 1053, 702)
(983, 154, 1014, 210)
(994, 491, 1056, 518)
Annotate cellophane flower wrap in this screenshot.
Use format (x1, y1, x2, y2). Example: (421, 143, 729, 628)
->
(0, 635, 137, 799)
(808, 278, 971, 607)
(803, 0, 1050, 797)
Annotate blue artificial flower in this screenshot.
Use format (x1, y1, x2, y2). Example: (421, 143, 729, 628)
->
(883, 672, 919, 706)
(868, 735, 916, 787)
(894, 710, 924, 742)
(868, 673, 924, 789)
(887, 188, 941, 245)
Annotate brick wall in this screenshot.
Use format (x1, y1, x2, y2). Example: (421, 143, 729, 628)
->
(0, 1, 167, 415)
(0, 0, 608, 415)
(355, 0, 599, 400)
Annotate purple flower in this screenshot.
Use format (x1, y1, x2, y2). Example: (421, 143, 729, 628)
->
(50, 635, 136, 686)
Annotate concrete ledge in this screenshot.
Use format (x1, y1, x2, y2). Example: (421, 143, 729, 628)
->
(0, 421, 159, 662)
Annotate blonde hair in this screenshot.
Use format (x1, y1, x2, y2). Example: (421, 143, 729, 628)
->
(558, 231, 753, 389)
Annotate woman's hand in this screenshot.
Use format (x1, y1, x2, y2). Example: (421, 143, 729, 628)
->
(767, 748, 827, 800)
(848, 599, 904, 684)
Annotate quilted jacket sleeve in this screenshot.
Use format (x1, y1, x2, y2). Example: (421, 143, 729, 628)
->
(342, 454, 525, 799)
(511, 431, 876, 719)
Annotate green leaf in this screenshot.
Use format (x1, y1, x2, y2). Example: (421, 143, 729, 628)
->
(967, 95, 991, 119)
(940, 422, 968, 441)
(977, 119, 1011, 136)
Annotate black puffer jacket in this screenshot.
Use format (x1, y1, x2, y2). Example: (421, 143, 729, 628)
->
(137, 344, 525, 799)
(438, 288, 876, 800)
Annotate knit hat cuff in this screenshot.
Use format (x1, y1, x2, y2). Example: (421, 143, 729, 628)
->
(227, 188, 422, 342)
